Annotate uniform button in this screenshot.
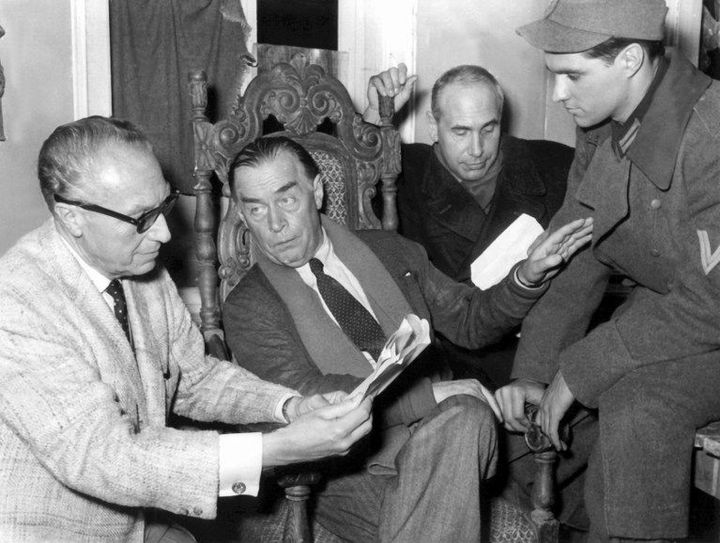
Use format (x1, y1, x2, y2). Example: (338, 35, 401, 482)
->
(232, 481, 246, 494)
(193, 506, 203, 516)
(650, 199, 661, 210)
(650, 248, 661, 257)
(178, 508, 189, 516)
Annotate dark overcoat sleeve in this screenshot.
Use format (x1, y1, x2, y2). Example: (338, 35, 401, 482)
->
(372, 232, 548, 351)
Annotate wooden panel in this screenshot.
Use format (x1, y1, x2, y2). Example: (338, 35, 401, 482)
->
(694, 422, 720, 499)
(695, 450, 720, 500)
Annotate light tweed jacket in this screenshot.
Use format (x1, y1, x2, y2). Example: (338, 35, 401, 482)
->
(0, 220, 294, 542)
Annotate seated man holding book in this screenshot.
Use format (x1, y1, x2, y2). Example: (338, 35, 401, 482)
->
(222, 136, 592, 542)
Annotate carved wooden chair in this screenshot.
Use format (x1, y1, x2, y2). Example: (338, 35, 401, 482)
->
(189, 51, 399, 337)
(188, 50, 399, 542)
(188, 50, 562, 543)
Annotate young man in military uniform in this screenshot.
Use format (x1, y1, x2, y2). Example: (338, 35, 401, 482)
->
(497, 1, 720, 541)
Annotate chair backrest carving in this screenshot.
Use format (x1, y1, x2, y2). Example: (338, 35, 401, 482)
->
(189, 52, 400, 332)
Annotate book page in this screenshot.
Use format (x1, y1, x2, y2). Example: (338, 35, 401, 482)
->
(349, 314, 430, 401)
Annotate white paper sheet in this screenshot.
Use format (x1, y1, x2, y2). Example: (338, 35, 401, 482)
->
(471, 213, 544, 290)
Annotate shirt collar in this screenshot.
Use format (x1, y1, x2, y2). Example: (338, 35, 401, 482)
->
(610, 56, 668, 158)
(312, 228, 332, 264)
(58, 229, 113, 293)
(295, 227, 331, 283)
(432, 143, 504, 211)
(622, 49, 711, 189)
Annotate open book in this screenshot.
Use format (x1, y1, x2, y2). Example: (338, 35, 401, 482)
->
(348, 314, 431, 401)
(470, 213, 544, 290)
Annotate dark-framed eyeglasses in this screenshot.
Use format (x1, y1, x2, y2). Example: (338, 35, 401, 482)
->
(53, 190, 180, 234)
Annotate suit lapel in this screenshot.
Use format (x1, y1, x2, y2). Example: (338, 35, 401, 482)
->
(124, 279, 163, 425)
(257, 247, 373, 379)
(422, 150, 486, 244)
(626, 50, 711, 191)
(43, 222, 147, 428)
(575, 139, 631, 244)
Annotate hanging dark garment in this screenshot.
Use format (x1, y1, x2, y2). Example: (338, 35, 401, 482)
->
(110, 0, 253, 194)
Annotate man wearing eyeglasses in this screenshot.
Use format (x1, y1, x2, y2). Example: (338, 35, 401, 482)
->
(0, 116, 374, 543)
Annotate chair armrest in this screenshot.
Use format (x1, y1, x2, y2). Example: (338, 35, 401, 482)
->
(203, 329, 230, 361)
(524, 404, 561, 543)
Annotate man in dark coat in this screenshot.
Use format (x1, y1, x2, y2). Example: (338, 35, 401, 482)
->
(222, 136, 592, 542)
(364, 64, 574, 387)
(497, 1, 720, 541)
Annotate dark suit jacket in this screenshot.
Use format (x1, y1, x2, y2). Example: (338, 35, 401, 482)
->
(223, 218, 546, 466)
(398, 137, 573, 284)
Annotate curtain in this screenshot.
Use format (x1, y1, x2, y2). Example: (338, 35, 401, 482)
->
(110, 0, 252, 194)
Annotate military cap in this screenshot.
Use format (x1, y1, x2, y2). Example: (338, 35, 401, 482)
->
(517, 0, 668, 53)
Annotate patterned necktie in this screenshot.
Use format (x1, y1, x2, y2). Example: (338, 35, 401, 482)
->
(105, 279, 132, 346)
(309, 258, 386, 361)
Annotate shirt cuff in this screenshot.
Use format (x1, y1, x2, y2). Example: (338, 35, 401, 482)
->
(218, 433, 262, 497)
(275, 392, 302, 423)
(513, 266, 544, 290)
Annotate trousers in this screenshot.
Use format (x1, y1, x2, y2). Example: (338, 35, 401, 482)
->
(578, 356, 720, 540)
(313, 394, 498, 543)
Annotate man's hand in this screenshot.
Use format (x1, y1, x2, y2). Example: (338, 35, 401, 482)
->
(517, 217, 593, 287)
(284, 391, 348, 422)
(537, 371, 575, 451)
(262, 395, 373, 467)
(362, 63, 418, 125)
(432, 379, 502, 421)
(494, 378, 545, 433)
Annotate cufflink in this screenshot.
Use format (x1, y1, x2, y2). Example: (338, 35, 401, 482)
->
(232, 481, 246, 494)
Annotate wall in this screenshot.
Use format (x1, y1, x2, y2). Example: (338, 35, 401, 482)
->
(409, 0, 702, 147)
(0, 0, 110, 256)
(413, 0, 575, 145)
(0, 1, 74, 254)
(338, 0, 418, 141)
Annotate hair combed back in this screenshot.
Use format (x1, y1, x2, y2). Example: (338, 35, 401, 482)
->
(584, 37, 665, 64)
(431, 65, 505, 119)
(38, 115, 152, 209)
(230, 136, 320, 196)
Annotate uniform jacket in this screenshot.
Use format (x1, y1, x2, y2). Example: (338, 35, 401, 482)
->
(0, 220, 293, 543)
(224, 217, 545, 467)
(512, 50, 720, 536)
(398, 137, 573, 283)
(513, 50, 720, 404)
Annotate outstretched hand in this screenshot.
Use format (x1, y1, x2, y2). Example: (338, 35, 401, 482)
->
(517, 217, 593, 287)
(363, 63, 418, 125)
(262, 393, 373, 467)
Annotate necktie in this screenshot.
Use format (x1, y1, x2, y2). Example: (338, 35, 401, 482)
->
(309, 258, 386, 361)
(105, 279, 132, 346)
